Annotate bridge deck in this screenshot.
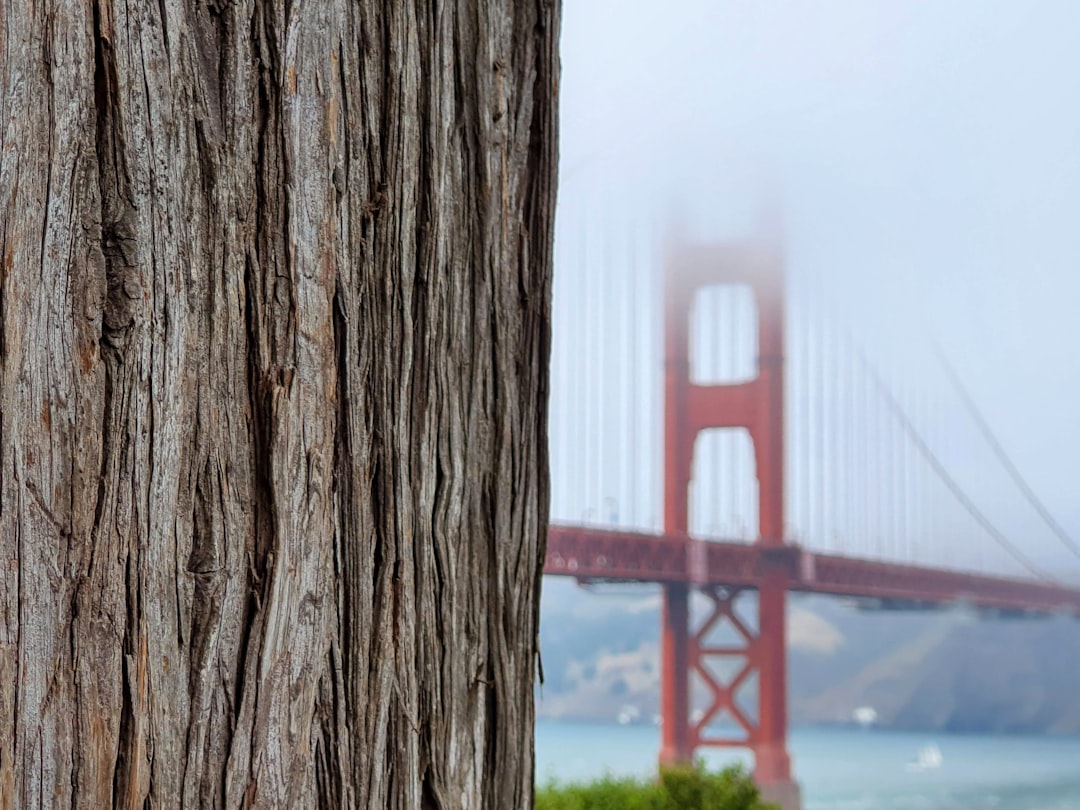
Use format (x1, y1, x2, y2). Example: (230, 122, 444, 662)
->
(546, 525, 1080, 616)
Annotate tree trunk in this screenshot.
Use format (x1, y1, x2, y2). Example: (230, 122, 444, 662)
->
(0, 1, 558, 806)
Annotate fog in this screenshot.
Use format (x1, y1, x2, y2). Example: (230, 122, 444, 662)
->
(550, 1, 1080, 577)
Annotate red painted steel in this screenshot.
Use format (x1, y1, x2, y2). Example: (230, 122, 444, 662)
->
(660, 238, 694, 766)
(660, 241, 795, 790)
(545, 524, 1080, 614)
(690, 587, 756, 747)
(660, 584, 691, 765)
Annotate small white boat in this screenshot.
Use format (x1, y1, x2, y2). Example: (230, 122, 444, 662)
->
(906, 743, 943, 772)
(853, 706, 878, 728)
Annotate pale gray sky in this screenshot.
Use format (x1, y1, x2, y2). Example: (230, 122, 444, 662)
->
(550, 1, 1080, 577)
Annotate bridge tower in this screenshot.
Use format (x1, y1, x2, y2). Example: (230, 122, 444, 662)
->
(660, 241, 801, 810)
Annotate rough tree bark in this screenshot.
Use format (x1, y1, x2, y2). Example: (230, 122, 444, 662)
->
(0, 0, 558, 807)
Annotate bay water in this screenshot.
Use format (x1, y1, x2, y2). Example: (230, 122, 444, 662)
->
(535, 721, 1080, 809)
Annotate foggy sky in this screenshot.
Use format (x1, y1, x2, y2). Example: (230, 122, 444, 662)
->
(551, 1, 1080, 576)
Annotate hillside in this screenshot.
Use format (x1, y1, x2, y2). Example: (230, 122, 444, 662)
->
(537, 578, 1080, 734)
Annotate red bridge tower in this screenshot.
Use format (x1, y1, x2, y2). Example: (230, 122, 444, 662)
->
(660, 241, 801, 810)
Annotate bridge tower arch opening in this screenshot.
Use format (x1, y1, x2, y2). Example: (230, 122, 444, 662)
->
(661, 240, 800, 808)
(690, 428, 759, 543)
(689, 283, 759, 387)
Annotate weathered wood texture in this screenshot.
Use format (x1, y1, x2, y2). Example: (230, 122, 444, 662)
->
(0, 0, 558, 806)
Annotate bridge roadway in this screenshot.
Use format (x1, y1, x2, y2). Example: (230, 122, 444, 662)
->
(546, 524, 1080, 617)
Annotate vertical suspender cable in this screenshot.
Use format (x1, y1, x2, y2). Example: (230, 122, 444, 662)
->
(617, 223, 630, 529)
(821, 313, 832, 551)
(918, 386, 929, 566)
(815, 297, 826, 548)
(584, 201, 597, 523)
(713, 289, 723, 537)
(567, 203, 581, 523)
(883, 357, 894, 559)
(933, 384, 948, 568)
(874, 356, 883, 559)
(729, 289, 739, 538)
(840, 332, 853, 555)
(792, 283, 803, 542)
(738, 288, 748, 538)
(600, 213, 612, 526)
(923, 385, 932, 565)
(897, 375, 909, 563)
(648, 220, 657, 531)
(863, 340, 873, 558)
(627, 217, 640, 529)
(711, 287, 723, 537)
(804, 286, 814, 548)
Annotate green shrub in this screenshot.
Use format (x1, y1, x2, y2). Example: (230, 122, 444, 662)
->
(536, 773, 668, 810)
(659, 763, 772, 810)
(535, 762, 777, 810)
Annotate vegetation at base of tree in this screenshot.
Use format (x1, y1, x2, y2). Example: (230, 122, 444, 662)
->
(535, 762, 780, 810)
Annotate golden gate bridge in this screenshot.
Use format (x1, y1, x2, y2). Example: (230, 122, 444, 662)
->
(541, 214, 1080, 810)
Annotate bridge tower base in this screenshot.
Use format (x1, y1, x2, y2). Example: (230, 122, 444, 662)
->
(760, 779, 803, 810)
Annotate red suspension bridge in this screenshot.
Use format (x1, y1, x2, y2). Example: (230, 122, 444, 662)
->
(541, 230, 1080, 809)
